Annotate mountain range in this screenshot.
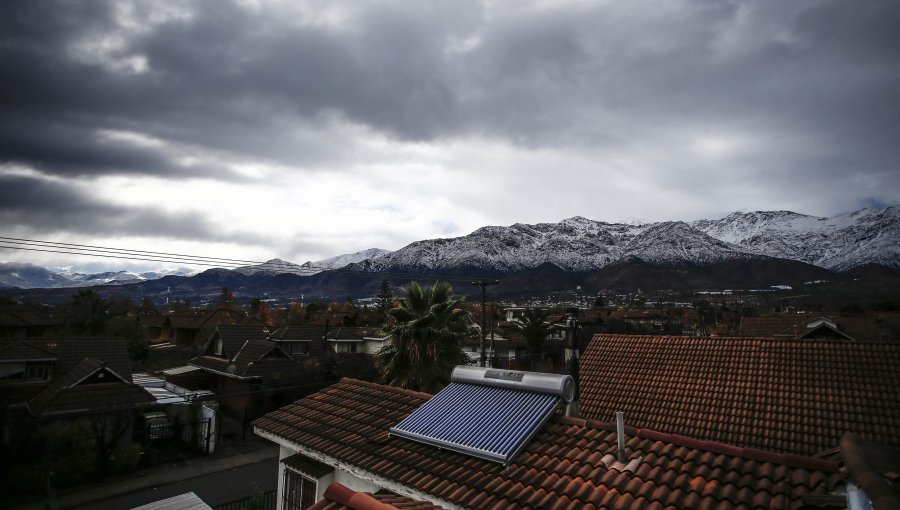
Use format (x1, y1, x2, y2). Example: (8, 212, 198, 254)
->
(1, 206, 898, 300)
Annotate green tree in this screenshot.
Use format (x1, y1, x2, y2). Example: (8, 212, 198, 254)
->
(376, 282, 473, 393)
(507, 308, 554, 370)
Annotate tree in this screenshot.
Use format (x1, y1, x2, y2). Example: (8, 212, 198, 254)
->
(63, 289, 109, 335)
(507, 308, 554, 370)
(218, 287, 235, 306)
(375, 279, 393, 323)
(376, 282, 473, 393)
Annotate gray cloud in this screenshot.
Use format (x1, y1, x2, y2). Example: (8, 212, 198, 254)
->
(0, 173, 267, 244)
(0, 0, 898, 254)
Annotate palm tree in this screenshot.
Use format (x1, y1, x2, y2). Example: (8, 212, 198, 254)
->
(507, 308, 554, 370)
(376, 282, 474, 393)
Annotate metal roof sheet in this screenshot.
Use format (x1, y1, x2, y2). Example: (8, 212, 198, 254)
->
(390, 381, 560, 465)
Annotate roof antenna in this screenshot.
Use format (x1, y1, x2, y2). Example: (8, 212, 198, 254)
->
(616, 411, 627, 463)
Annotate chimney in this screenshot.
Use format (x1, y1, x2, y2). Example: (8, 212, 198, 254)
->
(565, 310, 580, 417)
(616, 411, 626, 463)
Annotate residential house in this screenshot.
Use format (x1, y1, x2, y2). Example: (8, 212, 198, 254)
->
(254, 367, 849, 510)
(0, 301, 61, 338)
(738, 315, 882, 342)
(188, 326, 299, 416)
(1, 337, 156, 489)
(141, 306, 265, 345)
(578, 334, 900, 456)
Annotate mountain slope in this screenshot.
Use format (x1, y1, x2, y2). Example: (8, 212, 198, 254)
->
(691, 207, 900, 270)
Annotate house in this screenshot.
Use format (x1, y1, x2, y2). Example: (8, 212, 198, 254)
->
(0, 337, 154, 418)
(268, 325, 329, 358)
(0, 301, 61, 338)
(254, 367, 848, 510)
(738, 315, 881, 342)
(141, 306, 264, 345)
(1, 337, 157, 490)
(578, 334, 900, 456)
(188, 326, 300, 416)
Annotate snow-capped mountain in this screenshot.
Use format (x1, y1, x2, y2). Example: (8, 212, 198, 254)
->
(235, 249, 392, 276)
(354, 216, 757, 273)
(301, 248, 392, 273)
(70, 271, 146, 285)
(235, 258, 308, 276)
(0, 263, 76, 289)
(354, 206, 899, 273)
(691, 207, 900, 270)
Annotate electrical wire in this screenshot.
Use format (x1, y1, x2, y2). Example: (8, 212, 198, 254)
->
(0, 236, 494, 283)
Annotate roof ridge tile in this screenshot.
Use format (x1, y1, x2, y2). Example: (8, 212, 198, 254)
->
(340, 377, 432, 400)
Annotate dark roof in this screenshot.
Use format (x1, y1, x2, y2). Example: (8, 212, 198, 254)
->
(579, 334, 900, 456)
(0, 302, 59, 327)
(0, 337, 138, 412)
(309, 483, 445, 510)
(269, 325, 327, 341)
(190, 339, 298, 379)
(201, 325, 274, 359)
(28, 357, 153, 416)
(738, 316, 880, 342)
(0, 339, 57, 361)
(255, 378, 843, 510)
(283, 453, 334, 478)
(840, 433, 900, 509)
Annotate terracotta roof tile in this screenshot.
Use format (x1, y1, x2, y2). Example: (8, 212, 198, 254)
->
(580, 334, 900, 456)
(254, 378, 844, 510)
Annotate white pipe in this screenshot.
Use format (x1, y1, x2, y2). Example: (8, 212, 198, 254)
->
(616, 411, 626, 463)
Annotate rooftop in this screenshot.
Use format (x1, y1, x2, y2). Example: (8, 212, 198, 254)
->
(255, 377, 844, 510)
(579, 334, 900, 456)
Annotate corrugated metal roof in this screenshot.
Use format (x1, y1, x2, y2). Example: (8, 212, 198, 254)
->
(390, 382, 560, 465)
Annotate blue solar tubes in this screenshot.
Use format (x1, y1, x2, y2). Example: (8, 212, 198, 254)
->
(390, 367, 573, 465)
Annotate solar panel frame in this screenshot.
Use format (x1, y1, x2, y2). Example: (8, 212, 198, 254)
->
(390, 382, 561, 465)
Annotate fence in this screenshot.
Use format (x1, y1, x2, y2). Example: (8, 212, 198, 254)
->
(142, 417, 213, 454)
(214, 490, 277, 510)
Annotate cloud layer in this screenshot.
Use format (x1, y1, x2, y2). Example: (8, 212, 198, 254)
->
(1, 0, 898, 270)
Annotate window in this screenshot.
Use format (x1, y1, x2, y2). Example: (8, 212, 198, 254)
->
(26, 363, 48, 381)
(213, 337, 223, 356)
(283, 467, 317, 510)
(333, 342, 358, 354)
(0, 362, 48, 382)
(290, 342, 309, 355)
(0, 363, 25, 382)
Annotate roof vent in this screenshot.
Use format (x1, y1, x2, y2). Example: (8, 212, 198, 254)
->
(390, 366, 574, 465)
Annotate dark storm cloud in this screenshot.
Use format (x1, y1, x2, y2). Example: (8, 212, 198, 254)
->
(1, 0, 898, 202)
(0, 173, 266, 243)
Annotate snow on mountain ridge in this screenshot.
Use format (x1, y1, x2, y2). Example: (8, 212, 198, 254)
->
(356, 206, 899, 274)
(691, 206, 900, 270)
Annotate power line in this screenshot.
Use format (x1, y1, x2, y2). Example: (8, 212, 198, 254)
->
(0, 236, 493, 284)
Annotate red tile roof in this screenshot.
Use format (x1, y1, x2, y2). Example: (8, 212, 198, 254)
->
(839, 433, 900, 509)
(309, 483, 445, 510)
(579, 334, 900, 456)
(255, 378, 844, 510)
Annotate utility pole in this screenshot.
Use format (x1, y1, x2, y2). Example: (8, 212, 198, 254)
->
(472, 280, 499, 367)
(565, 309, 580, 417)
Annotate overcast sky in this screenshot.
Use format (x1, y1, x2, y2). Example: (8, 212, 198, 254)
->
(1, 0, 898, 273)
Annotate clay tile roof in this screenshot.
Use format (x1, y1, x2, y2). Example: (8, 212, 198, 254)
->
(254, 378, 844, 510)
(579, 334, 900, 456)
(309, 483, 445, 510)
(840, 433, 900, 509)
